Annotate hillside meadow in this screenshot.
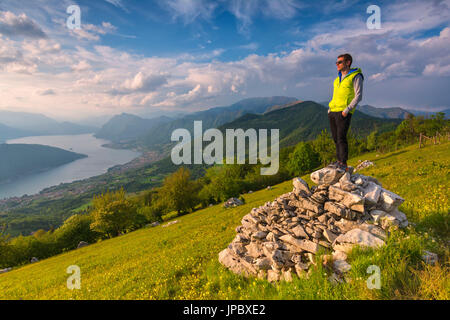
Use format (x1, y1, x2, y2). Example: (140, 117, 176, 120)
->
(0, 140, 448, 300)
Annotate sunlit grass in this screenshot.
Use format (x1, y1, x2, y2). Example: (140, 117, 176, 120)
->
(0, 140, 448, 300)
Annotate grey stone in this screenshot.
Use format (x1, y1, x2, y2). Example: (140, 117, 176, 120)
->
(291, 225, 308, 238)
(378, 188, 404, 212)
(218, 248, 257, 276)
(380, 214, 400, 229)
(323, 229, 338, 243)
(422, 250, 438, 265)
(162, 220, 179, 228)
(0, 267, 12, 274)
(311, 167, 346, 185)
(324, 201, 354, 220)
(293, 177, 312, 196)
(229, 242, 247, 256)
(234, 234, 250, 243)
(332, 250, 348, 261)
(245, 242, 263, 258)
(77, 241, 89, 249)
(333, 260, 351, 274)
(354, 160, 375, 172)
(267, 270, 281, 282)
(301, 198, 323, 214)
(328, 186, 365, 213)
(362, 181, 382, 204)
(223, 197, 244, 208)
(335, 228, 385, 248)
(255, 257, 272, 270)
(251, 231, 268, 240)
(279, 235, 319, 253)
(369, 209, 386, 224)
(281, 270, 293, 282)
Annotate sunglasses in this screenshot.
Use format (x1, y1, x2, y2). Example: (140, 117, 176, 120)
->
(335, 60, 345, 65)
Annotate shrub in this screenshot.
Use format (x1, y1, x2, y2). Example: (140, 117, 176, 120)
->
(90, 188, 139, 238)
(54, 214, 99, 249)
(287, 141, 320, 176)
(158, 167, 200, 214)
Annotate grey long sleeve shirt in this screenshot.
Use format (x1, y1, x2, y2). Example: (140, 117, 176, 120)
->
(328, 73, 364, 115)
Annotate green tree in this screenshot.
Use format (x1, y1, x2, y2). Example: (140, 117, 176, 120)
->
(90, 188, 138, 238)
(287, 141, 320, 176)
(198, 162, 249, 203)
(33, 229, 47, 239)
(55, 214, 99, 249)
(159, 167, 199, 214)
(0, 225, 13, 268)
(311, 129, 335, 166)
(366, 130, 378, 151)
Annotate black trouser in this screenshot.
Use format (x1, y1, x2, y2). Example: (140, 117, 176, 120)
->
(328, 111, 352, 165)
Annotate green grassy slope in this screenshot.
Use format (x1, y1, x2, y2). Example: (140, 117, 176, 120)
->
(0, 140, 448, 300)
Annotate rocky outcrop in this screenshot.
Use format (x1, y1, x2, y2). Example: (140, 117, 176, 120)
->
(77, 241, 89, 249)
(223, 197, 244, 208)
(162, 220, 179, 228)
(0, 267, 12, 274)
(354, 160, 375, 172)
(219, 166, 408, 283)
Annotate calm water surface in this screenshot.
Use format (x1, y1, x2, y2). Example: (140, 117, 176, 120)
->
(0, 134, 140, 199)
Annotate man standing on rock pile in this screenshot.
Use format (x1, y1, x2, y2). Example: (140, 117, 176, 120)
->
(328, 53, 364, 172)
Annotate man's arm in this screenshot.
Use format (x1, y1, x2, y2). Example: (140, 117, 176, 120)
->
(343, 74, 363, 115)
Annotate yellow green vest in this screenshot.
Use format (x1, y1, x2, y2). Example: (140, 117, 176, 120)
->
(329, 68, 362, 114)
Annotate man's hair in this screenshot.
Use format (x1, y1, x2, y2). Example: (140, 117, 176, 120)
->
(338, 53, 353, 66)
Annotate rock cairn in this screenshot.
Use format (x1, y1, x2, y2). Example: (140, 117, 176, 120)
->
(219, 166, 408, 282)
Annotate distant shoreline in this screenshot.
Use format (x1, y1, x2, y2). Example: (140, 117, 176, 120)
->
(0, 134, 141, 200)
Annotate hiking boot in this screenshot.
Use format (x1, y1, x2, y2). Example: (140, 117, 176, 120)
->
(336, 161, 349, 172)
(327, 160, 340, 168)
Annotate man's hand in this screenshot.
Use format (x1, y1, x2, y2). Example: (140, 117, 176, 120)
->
(342, 111, 348, 117)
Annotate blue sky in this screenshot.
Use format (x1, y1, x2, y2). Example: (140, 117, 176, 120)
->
(0, 0, 449, 121)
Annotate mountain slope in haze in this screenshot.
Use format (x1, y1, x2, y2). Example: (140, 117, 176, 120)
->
(94, 113, 173, 142)
(0, 144, 87, 183)
(0, 110, 96, 136)
(112, 101, 402, 190)
(405, 108, 450, 119)
(137, 96, 298, 151)
(357, 105, 413, 119)
(0, 123, 35, 142)
(264, 100, 303, 113)
(318, 102, 413, 119)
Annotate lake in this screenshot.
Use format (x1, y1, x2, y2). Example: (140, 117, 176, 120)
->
(0, 134, 141, 199)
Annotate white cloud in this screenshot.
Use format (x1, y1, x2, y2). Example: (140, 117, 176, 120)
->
(109, 72, 169, 96)
(161, 0, 218, 24)
(105, 0, 129, 12)
(71, 60, 91, 72)
(0, 0, 449, 120)
(36, 88, 56, 95)
(226, 0, 303, 35)
(0, 11, 47, 38)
